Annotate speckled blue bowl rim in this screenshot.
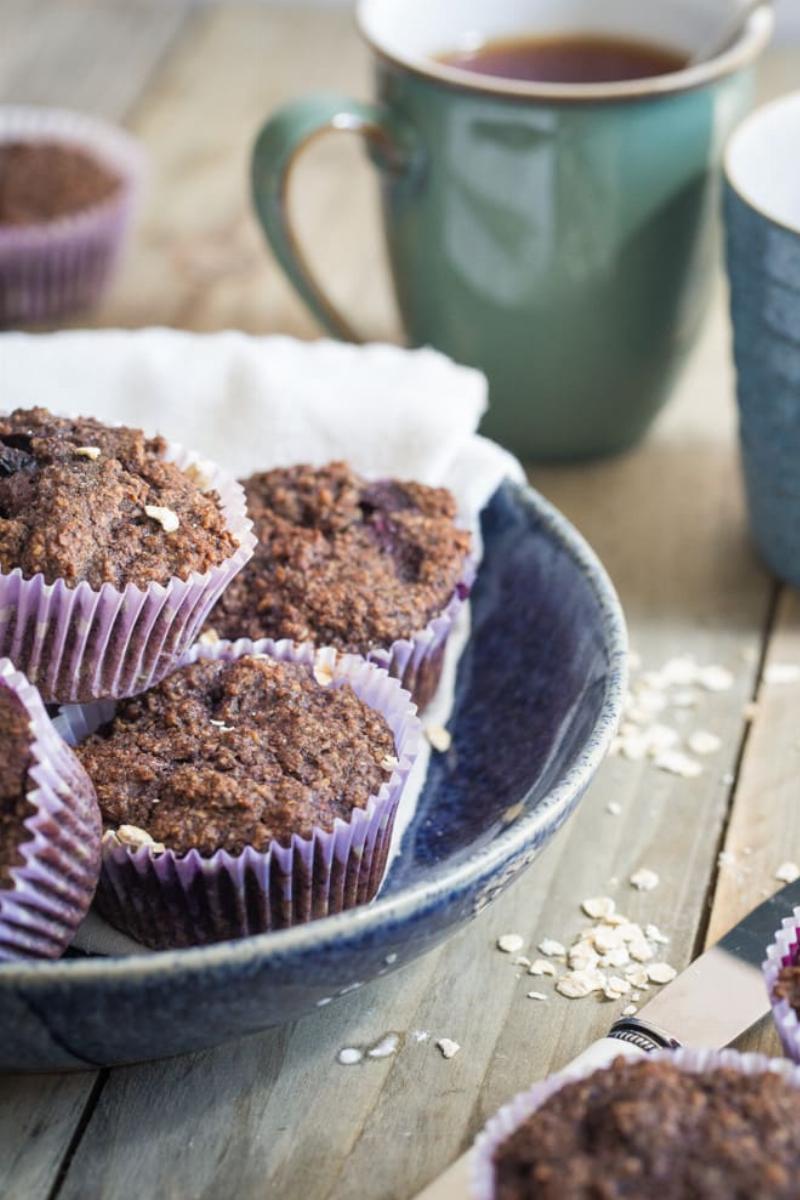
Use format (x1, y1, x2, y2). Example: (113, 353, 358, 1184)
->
(0, 477, 627, 985)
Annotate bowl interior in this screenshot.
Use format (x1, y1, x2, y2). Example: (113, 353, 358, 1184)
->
(0, 479, 625, 1071)
(388, 480, 615, 887)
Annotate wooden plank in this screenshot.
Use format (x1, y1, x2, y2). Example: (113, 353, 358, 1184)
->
(0, 1074, 102, 1200)
(94, 3, 398, 339)
(0, 0, 190, 121)
(1, 3, 794, 1196)
(703, 585, 800, 1062)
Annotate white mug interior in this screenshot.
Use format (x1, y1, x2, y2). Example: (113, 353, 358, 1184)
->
(726, 91, 800, 233)
(357, 0, 773, 100)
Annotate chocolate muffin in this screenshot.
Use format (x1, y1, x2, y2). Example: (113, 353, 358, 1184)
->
(0, 108, 144, 326)
(0, 407, 237, 589)
(203, 461, 472, 709)
(0, 659, 101, 961)
(489, 1057, 800, 1200)
(70, 638, 419, 948)
(0, 141, 121, 226)
(79, 653, 397, 855)
(0, 407, 254, 704)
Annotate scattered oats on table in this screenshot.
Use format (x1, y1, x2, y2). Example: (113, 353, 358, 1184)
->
(630, 868, 659, 892)
(436, 1038, 460, 1060)
(688, 730, 721, 756)
(425, 724, 452, 753)
(538, 938, 566, 957)
(776, 862, 800, 885)
(497, 933, 525, 955)
(367, 1033, 400, 1059)
(653, 749, 703, 779)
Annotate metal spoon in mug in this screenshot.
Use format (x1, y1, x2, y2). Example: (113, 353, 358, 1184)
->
(688, 0, 771, 65)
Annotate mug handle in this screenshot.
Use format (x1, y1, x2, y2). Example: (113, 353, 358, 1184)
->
(251, 94, 419, 343)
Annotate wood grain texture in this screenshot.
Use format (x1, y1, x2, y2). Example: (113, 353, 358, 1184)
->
(1, 4, 798, 1198)
(0, 0, 190, 120)
(96, 4, 398, 339)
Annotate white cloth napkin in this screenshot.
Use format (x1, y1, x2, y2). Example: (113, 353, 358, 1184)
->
(1, 328, 524, 955)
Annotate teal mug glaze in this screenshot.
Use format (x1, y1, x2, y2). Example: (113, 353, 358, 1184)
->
(252, 0, 773, 461)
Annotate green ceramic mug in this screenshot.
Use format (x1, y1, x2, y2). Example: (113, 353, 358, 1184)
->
(252, 0, 773, 460)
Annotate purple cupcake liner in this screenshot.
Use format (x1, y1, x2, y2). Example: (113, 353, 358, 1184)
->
(764, 908, 800, 1062)
(471, 1045, 800, 1199)
(366, 554, 476, 712)
(0, 106, 146, 324)
(0, 436, 256, 704)
(57, 636, 421, 950)
(0, 657, 101, 961)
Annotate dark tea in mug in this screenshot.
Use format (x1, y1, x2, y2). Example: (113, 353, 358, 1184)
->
(439, 34, 687, 84)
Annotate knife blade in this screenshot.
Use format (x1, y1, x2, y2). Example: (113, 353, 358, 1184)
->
(413, 877, 800, 1200)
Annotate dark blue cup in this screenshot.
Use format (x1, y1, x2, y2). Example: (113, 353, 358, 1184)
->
(725, 93, 800, 584)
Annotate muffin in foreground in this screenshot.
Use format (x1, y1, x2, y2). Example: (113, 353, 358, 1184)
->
(203, 461, 473, 710)
(0, 658, 101, 962)
(68, 637, 420, 949)
(0, 105, 144, 324)
(0, 407, 254, 702)
(472, 1050, 800, 1200)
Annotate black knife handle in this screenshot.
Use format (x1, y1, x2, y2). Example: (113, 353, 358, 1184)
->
(608, 1017, 682, 1053)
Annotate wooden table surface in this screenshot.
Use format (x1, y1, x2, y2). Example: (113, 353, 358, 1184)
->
(2, 5, 800, 1198)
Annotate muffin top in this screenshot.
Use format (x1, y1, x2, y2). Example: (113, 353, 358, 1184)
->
(204, 461, 471, 655)
(77, 653, 397, 855)
(0, 140, 121, 225)
(492, 1057, 800, 1199)
(0, 408, 238, 590)
(774, 963, 800, 1013)
(0, 683, 34, 889)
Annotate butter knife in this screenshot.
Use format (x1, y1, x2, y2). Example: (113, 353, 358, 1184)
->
(414, 877, 800, 1200)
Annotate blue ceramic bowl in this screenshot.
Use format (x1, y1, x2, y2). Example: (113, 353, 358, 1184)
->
(725, 92, 800, 585)
(0, 479, 626, 1071)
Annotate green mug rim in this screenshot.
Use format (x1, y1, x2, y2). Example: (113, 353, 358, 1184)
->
(355, 1, 774, 106)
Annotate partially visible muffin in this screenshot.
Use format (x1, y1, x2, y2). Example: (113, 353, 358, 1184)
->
(0, 107, 143, 325)
(0, 141, 121, 226)
(0, 407, 238, 589)
(491, 1057, 800, 1199)
(0, 660, 101, 961)
(774, 963, 800, 1015)
(0, 683, 35, 889)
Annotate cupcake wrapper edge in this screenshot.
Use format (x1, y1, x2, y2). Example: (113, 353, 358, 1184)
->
(0, 658, 101, 962)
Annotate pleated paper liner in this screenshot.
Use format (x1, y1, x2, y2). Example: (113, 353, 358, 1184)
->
(0, 658, 101, 962)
